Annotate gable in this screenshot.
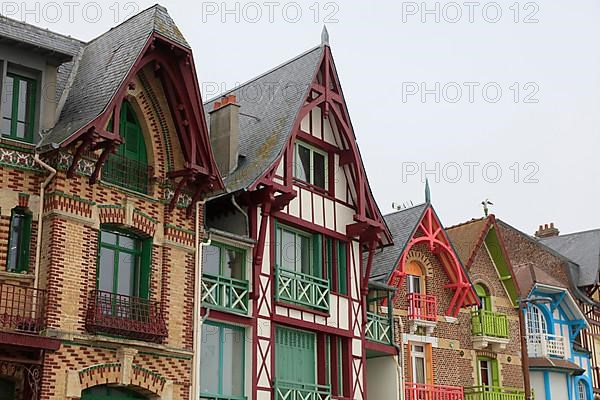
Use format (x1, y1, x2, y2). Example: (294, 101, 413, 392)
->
(483, 225, 520, 307)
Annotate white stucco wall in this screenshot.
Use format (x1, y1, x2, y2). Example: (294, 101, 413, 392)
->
(366, 356, 400, 400)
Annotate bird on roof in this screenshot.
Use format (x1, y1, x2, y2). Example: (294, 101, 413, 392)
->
(482, 199, 493, 217)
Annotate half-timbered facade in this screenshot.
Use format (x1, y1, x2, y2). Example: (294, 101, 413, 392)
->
(447, 216, 526, 400)
(201, 32, 396, 400)
(369, 201, 479, 400)
(0, 6, 222, 399)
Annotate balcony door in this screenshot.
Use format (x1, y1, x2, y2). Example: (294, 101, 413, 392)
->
(526, 305, 548, 335)
(410, 344, 428, 384)
(275, 326, 316, 386)
(98, 229, 145, 298)
(477, 357, 499, 388)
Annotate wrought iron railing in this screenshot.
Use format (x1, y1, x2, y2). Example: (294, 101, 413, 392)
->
(102, 153, 152, 193)
(366, 311, 392, 344)
(0, 283, 46, 334)
(275, 267, 329, 312)
(273, 380, 331, 400)
(408, 293, 437, 321)
(471, 309, 510, 338)
(405, 382, 464, 400)
(464, 386, 525, 400)
(86, 290, 167, 342)
(526, 333, 566, 358)
(201, 274, 249, 315)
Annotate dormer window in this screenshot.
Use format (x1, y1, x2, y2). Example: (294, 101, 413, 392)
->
(1, 72, 37, 144)
(294, 141, 328, 190)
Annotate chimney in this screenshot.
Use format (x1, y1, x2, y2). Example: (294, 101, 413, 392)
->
(209, 95, 240, 176)
(535, 223, 560, 238)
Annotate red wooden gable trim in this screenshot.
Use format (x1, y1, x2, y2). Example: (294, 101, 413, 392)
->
(389, 205, 479, 316)
(62, 32, 223, 212)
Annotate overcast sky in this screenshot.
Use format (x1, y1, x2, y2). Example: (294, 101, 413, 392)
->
(7, 0, 599, 235)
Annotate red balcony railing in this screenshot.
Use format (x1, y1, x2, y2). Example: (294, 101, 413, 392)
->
(405, 382, 464, 400)
(0, 283, 46, 334)
(408, 293, 437, 321)
(86, 290, 167, 343)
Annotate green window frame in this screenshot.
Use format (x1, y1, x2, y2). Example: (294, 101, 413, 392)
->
(200, 321, 245, 400)
(294, 141, 329, 190)
(326, 238, 348, 295)
(474, 284, 491, 312)
(477, 356, 499, 387)
(6, 207, 32, 273)
(275, 223, 323, 278)
(203, 242, 246, 280)
(1, 72, 36, 143)
(96, 228, 151, 299)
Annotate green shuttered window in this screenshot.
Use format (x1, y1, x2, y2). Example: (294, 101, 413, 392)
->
(1, 72, 36, 143)
(275, 326, 316, 384)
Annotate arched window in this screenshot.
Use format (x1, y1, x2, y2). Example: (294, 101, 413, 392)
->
(102, 101, 150, 193)
(578, 380, 588, 400)
(406, 261, 425, 294)
(474, 284, 491, 312)
(81, 385, 147, 399)
(526, 305, 548, 335)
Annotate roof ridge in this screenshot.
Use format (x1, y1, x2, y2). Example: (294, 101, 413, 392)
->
(204, 44, 322, 104)
(540, 227, 600, 239)
(383, 202, 427, 218)
(446, 217, 486, 230)
(0, 13, 85, 45)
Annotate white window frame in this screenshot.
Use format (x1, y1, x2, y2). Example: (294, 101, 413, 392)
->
(294, 141, 329, 190)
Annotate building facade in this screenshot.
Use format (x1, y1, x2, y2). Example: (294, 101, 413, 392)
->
(369, 202, 482, 399)
(199, 35, 399, 400)
(0, 6, 222, 399)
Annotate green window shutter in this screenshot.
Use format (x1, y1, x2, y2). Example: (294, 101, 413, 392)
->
(491, 359, 500, 387)
(326, 238, 333, 289)
(313, 233, 323, 278)
(276, 326, 316, 385)
(337, 242, 347, 295)
(18, 210, 32, 273)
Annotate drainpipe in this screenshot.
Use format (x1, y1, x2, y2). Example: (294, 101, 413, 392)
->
(33, 154, 56, 291)
(191, 199, 210, 400)
(393, 315, 405, 400)
(518, 303, 532, 400)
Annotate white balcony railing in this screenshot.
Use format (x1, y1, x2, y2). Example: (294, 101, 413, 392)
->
(526, 333, 566, 358)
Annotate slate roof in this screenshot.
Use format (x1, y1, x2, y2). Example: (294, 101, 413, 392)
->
(38, 4, 189, 148)
(0, 14, 83, 62)
(540, 229, 600, 287)
(369, 203, 428, 282)
(446, 218, 487, 268)
(203, 46, 323, 192)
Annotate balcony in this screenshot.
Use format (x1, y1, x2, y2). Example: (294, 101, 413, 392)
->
(405, 382, 464, 400)
(275, 267, 329, 312)
(201, 274, 250, 315)
(526, 333, 566, 358)
(465, 386, 525, 400)
(85, 290, 167, 343)
(408, 293, 437, 334)
(0, 283, 46, 334)
(366, 311, 393, 344)
(471, 309, 510, 351)
(273, 380, 331, 400)
(102, 153, 152, 194)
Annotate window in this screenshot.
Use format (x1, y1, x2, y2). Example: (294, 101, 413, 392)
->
(6, 207, 32, 273)
(326, 238, 348, 295)
(526, 305, 548, 335)
(407, 261, 424, 294)
(275, 326, 316, 385)
(294, 141, 328, 190)
(410, 344, 427, 384)
(201, 322, 245, 400)
(275, 224, 322, 278)
(474, 284, 491, 311)
(326, 336, 348, 397)
(578, 380, 588, 400)
(102, 101, 150, 193)
(97, 228, 150, 298)
(1, 72, 36, 143)
(203, 243, 245, 280)
(477, 357, 499, 387)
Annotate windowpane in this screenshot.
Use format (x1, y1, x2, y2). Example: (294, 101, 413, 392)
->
(200, 324, 220, 394)
(16, 122, 25, 138)
(296, 144, 311, 181)
(7, 214, 23, 272)
(414, 356, 425, 384)
(2, 76, 14, 119)
(299, 235, 311, 275)
(224, 248, 244, 280)
(117, 252, 135, 296)
(119, 235, 136, 250)
(313, 151, 326, 188)
(17, 80, 28, 121)
(98, 247, 115, 292)
(203, 245, 221, 276)
(101, 231, 117, 245)
(221, 327, 244, 396)
(281, 230, 296, 270)
(479, 360, 490, 385)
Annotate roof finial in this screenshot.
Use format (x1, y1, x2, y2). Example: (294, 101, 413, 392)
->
(425, 179, 431, 203)
(321, 25, 329, 46)
(481, 198, 493, 217)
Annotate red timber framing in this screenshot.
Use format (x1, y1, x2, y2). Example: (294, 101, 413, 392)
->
(62, 32, 223, 212)
(389, 205, 478, 316)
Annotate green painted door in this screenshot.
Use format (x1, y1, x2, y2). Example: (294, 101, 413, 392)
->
(81, 385, 146, 399)
(276, 326, 316, 385)
(118, 101, 147, 164)
(0, 378, 16, 400)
